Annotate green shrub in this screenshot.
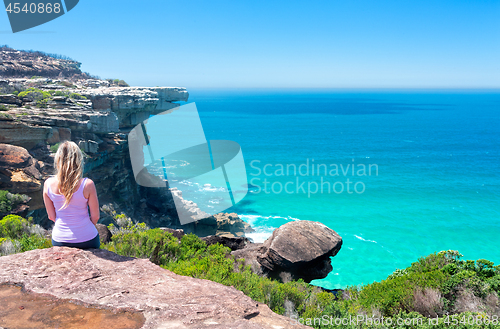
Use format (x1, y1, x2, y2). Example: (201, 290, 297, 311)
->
(0, 104, 8, 111)
(36, 98, 49, 108)
(103, 228, 178, 264)
(486, 276, 500, 293)
(52, 90, 66, 97)
(108, 213, 149, 235)
(107, 78, 129, 87)
(69, 93, 87, 100)
(0, 215, 30, 239)
(17, 88, 52, 102)
(0, 190, 29, 214)
(18, 233, 51, 252)
(0, 215, 50, 256)
(50, 142, 60, 153)
(0, 113, 12, 120)
(355, 269, 447, 316)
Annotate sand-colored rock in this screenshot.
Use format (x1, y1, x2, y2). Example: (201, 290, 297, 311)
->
(0, 143, 42, 194)
(0, 118, 53, 150)
(0, 247, 310, 329)
(0, 284, 145, 329)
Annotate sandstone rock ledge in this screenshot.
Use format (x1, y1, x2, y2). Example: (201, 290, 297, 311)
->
(0, 247, 311, 329)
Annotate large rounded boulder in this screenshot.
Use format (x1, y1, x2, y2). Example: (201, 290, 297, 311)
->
(256, 220, 342, 282)
(0, 143, 43, 194)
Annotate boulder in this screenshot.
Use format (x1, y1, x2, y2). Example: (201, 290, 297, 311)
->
(233, 221, 342, 283)
(0, 143, 43, 194)
(159, 227, 185, 240)
(176, 212, 255, 238)
(0, 247, 311, 329)
(95, 223, 112, 244)
(214, 212, 254, 237)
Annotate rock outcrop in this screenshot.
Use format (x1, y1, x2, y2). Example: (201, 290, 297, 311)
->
(81, 86, 188, 127)
(95, 223, 112, 244)
(0, 247, 310, 329)
(0, 47, 252, 239)
(0, 143, 42, 194)
(201, 235, 251, 251)
(232, 221, 342, 283)
(0, 46, 85, 78)
(182, 212, 254, 237)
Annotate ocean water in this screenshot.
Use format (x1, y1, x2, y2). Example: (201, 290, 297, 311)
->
(180, 90, 500, 289)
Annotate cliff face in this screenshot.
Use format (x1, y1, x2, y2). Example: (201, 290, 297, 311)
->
(0, 48, 251, 237)
(0, 75, 189, 226)
(0, 82, 187, 149)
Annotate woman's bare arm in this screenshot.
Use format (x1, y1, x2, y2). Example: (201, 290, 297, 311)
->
(42, 179, 56, 222)
(85, 179, 100, 225)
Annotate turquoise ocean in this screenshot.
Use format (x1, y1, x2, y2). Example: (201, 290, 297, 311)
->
(181, 90, 500, 289)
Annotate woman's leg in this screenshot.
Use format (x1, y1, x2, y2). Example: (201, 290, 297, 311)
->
(52, 234, 100, 249)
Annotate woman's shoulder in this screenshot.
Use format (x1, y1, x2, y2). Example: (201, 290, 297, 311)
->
(82, 177, 96, 198)
(45, 175, 56, 183)
(43, 176, 58, 192)
(43, 176, 56, 191)
(83, 177, 96, 190)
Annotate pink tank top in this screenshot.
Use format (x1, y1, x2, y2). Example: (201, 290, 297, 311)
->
(48, 177, 98, 243)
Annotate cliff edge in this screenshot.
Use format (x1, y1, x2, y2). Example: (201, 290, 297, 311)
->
(0, 47, 251, 237)
(0, 247, 310, 329)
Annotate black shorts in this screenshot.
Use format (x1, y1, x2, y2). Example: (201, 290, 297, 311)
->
(52, 234, 100, 249)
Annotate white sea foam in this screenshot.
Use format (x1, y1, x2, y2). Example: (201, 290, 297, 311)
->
(354, 235, 378, 243)
(240, 214, 301, 225)
(239, 214, 302, 243)
(245, 230, 275, 243)
(198, 183, 227, 192)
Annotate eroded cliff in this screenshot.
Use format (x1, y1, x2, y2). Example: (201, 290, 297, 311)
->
(0, 47, 250, 237)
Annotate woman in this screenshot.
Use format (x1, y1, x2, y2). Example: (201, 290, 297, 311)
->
(43, 141, 100, 249)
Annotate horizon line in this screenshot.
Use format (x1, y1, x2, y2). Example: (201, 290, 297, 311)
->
(175, 87, 500, 92)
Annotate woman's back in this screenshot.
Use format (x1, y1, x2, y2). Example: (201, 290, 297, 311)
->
(47, 176, 98, 243)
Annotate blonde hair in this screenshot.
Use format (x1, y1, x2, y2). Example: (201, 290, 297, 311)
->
(54, 141, 84, 209)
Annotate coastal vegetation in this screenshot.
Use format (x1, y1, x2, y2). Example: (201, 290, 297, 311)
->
(0, 190, 30, 214)
(0, 215, 51, 255)
(1, 213, 499, 328)
(106, 78, 129, 87)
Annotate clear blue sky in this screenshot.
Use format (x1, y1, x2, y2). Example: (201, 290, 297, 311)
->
(1, 0, 499, 89)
